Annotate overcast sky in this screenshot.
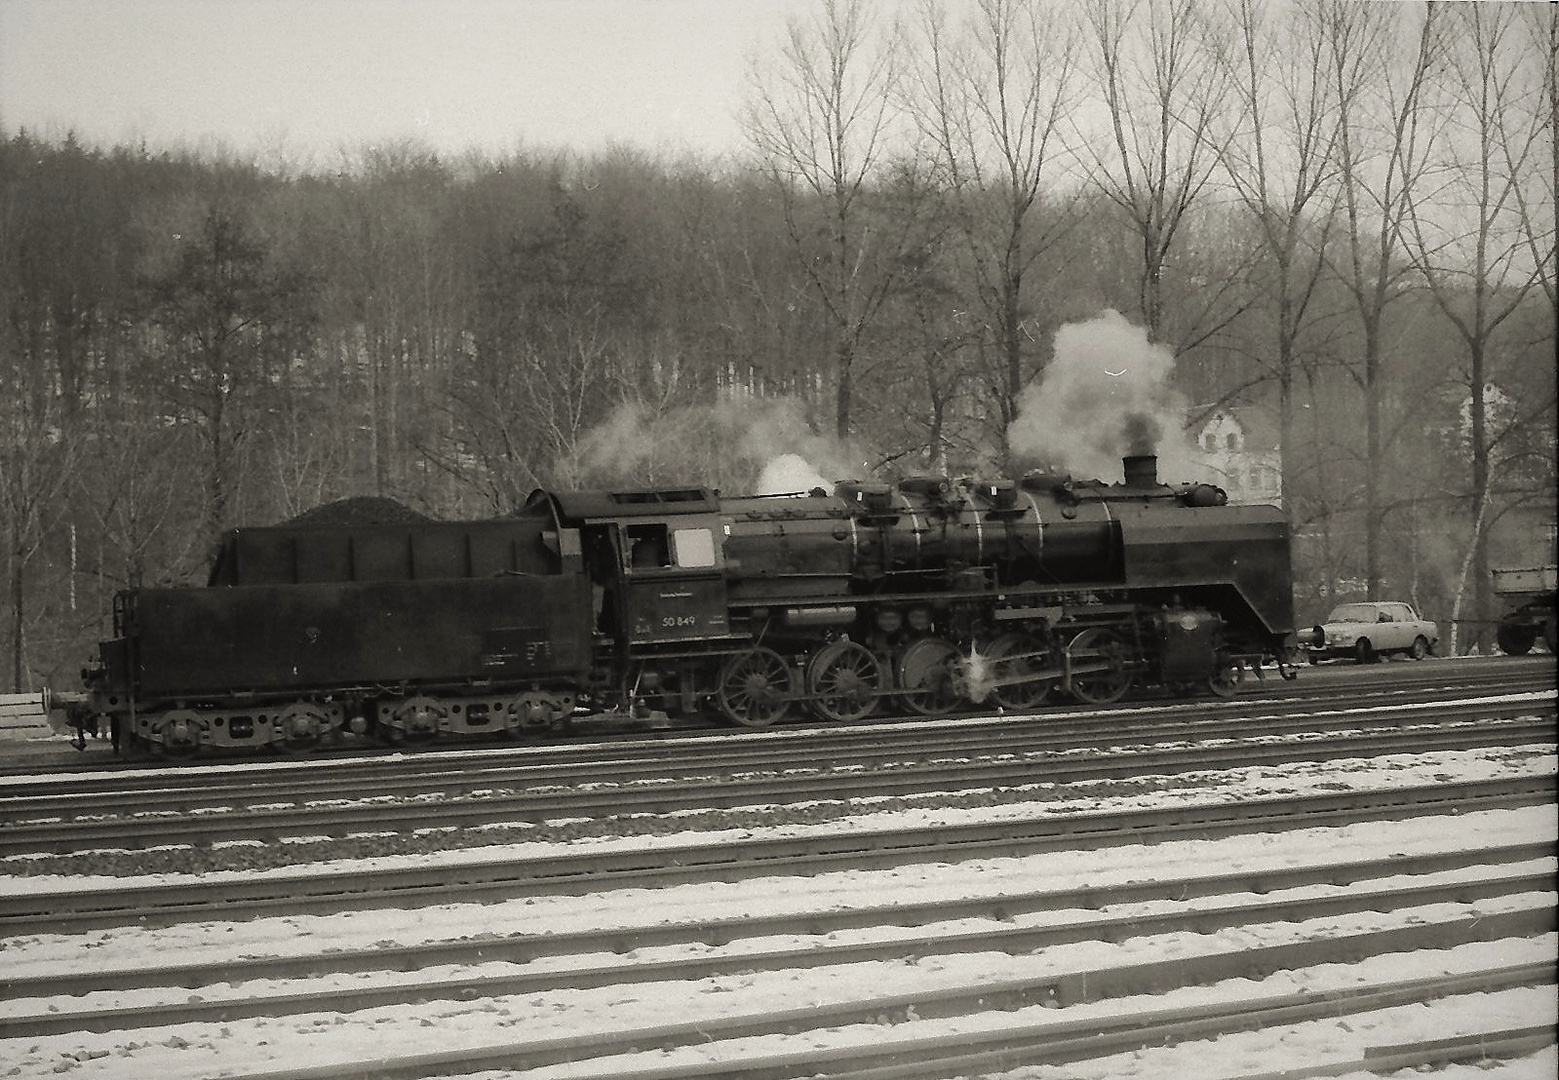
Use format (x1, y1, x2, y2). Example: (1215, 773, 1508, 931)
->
(0, 0, 807, 166)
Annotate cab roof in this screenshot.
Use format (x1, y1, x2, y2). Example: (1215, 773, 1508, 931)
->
(530, 487, 722, 524)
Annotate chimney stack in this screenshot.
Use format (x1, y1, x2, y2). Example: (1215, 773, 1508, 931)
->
(1123, 454, 1158, 488)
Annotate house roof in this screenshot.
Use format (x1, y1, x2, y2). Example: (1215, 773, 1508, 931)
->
(1186, 402, 1282, 451)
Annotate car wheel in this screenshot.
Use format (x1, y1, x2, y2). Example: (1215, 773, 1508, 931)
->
(1496, 622, 1536, 656)
(1353, 638, 1377, 664)
(1409, 635, 1430, 660)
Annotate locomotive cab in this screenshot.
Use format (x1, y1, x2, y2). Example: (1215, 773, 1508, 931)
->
(535, 488, 734, 648)
(616, 517, 731, 644)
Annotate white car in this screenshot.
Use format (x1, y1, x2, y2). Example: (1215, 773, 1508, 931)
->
(1305, 601, 1438, 664)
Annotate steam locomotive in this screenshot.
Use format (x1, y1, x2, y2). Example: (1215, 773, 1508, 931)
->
(77, 454, 1298, 755)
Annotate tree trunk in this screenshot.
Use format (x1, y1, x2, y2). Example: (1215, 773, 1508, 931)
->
(834, 337, 854, 441)
(1468, 340, 1491, 654)
(1364, 321, 1382, 599)
(8, 541, 23, 693)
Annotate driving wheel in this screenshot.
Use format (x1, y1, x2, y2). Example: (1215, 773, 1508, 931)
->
(981, 632, 1051, 711)
(1065, 628, 1132, 705)
(896, 638, 962, 716)
(807, 640, 882, 722)
(717, 647, 793, 727)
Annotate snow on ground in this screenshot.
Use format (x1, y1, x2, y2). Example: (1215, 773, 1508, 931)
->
(3, 803, 1553, 978)
(2, 743, 1551, 893)
(0, 741, 1553, 1080)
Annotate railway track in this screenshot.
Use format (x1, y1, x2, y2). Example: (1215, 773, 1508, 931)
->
(1, 773, 1551, 932)
(2, 795, 1551, 1078)
(3, 690, 1551, 859)
(3, 653, 1550, 780)
(2, 709, 1551, 864)
(166, 959, 1558, 1080)
(2, 665, 1552, 1080)
(3, 840, 1552, 1038)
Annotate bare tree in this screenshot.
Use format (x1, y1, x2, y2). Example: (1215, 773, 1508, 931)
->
(440, 190, 646, 508)
(908, 0, 1085, 468)
(1219, 0, 1343, 517)
(1405, 3, 1554, 652)
(0, 398, 73, 691)
(1083, 0, 1232, 343)
(744, 0, 919, 440)
(329, 143, 464, 502)
(1321, 0, 1447, 599)
(1516, 3, 1559, 323)
(141, 202, 316, 542)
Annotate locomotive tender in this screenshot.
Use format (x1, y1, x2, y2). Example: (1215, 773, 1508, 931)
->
(79, 454, 1298, 755)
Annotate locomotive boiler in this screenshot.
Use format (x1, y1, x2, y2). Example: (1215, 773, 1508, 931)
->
(78, 454, 1298, 755)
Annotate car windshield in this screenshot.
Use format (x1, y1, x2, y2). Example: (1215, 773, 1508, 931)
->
(1327, 604, 1379, 623)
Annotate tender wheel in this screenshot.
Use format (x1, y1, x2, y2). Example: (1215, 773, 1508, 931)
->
(807, 640, 882, 723)
(896, 638, 962, 716)
(1408, 635, 1430, 660)
(1065, 628, 1132, 705)
(981, 632, 1051, 711)
(1352, 638, 1377, 664)
(717, 647, 792, 727)
(1496, 622, 1535, 656)
(275, 702, 329, 754)
(384, 696, 445, 742)
(153, 711, 204, 758)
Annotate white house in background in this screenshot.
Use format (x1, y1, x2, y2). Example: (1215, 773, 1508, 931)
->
(1188, 404, 1283, 506)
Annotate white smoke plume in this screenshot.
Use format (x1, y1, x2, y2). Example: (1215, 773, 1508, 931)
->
(1007, 309, 1202, 483)
(561, 394, 869, 493)
(754, 453, 831, 494)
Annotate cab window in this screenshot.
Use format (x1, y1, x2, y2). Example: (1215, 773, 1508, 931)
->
(624, 524, 670, 569)
(672, 528, 717, 568)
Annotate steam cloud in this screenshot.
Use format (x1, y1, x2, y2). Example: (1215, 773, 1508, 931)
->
(562, 394, 867, 494)
(1007, 309, 1201, 483)
(754, 453, 831, 494)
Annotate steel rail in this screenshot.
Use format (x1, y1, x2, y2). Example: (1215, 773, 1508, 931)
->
(705, 965, 1559, 1080)
(3, 857, 1551, 1037)
(1221, 1025, 1558, 1080)
(6, 838, 1551, 998)
(2, 709, 1551, 859)
(4, 839, 1547, 995)
(0, 774, 1551, 934)
(3, 665, 1550, 789)
(3, 694, 1551, 834)
(170, 932, 1558, 1080)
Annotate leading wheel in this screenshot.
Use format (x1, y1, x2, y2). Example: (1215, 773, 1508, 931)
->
(982, 632, 1051, 711)
(717, 647, 792, 727)
(896, 638, 962, 716)
(1066, 628, 1132, 705)
(1409, 635, 1430, 660)
(807, 640, 882, 722)
(1207, 652, 1240, 698)
(1353, 638, 1377, 665)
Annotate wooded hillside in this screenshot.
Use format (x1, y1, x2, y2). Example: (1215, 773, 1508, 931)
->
(2, 0, 1554, 688)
